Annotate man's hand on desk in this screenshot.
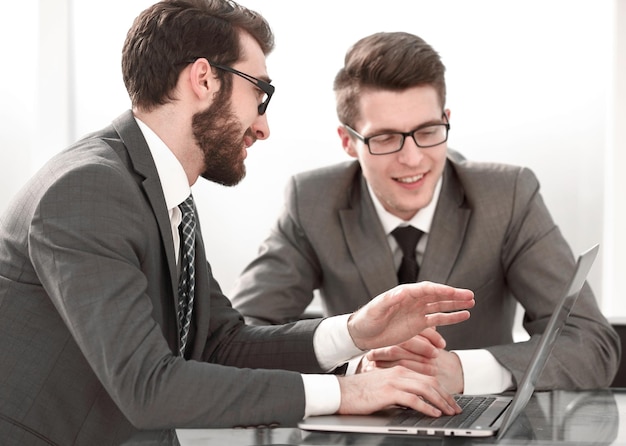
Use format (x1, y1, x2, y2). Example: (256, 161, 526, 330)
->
(337, 366, 463, 417)
(361, 331, 466, 394)
(346, 281, 474, 351)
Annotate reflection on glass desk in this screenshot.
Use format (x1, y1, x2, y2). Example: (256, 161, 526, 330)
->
(122, 389, 626, 445)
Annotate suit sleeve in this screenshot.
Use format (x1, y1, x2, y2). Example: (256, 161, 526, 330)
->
(486, 167, 620, 389)
(230, 176, 323, 325)
(28, 160, 320, 429)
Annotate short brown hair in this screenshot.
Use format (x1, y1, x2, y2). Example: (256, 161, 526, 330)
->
(333, 32, 446, 127)
(122, 0, 274, 111)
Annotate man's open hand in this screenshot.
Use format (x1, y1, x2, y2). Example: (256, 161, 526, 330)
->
(347, 281, 474, 351)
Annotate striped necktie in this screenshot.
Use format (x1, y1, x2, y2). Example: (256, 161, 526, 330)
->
(177, 195, 196, 356)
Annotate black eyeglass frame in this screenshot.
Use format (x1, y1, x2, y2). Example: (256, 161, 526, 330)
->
(186, 58, 275, 115)
(344, 114, 450, 155)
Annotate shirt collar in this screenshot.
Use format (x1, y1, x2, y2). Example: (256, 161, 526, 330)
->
(134, 117, 190, 209)
(367, 176, 442, 235)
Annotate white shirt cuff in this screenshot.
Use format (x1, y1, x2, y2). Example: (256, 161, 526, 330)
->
(301, 314, 366, 418)
(345, 354, 365, 375)
(452, 349, 514, 394)
(301, 374, 341, 417)
(313, 314, 364, 371)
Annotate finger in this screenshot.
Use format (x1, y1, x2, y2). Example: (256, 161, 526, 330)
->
(400, 334, 441, 357)
(411, 381, 461, 415)
(395, 377, 460, 416)
(403, 281, 475, 302)
(418, 327, 446, 349)
(370, 359, 438, 376)
(365, 345, 440, 375)
(400, 396, 444, 418)
(372, 338, 438, 361)
(425, 310, 471, 328)
(419, 390, 462, 416)
(423, 297, 475, 315)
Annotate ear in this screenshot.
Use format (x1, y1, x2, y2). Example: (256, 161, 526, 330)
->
(188, 58, 220, 101)
(337, 125, 358, 158)
(444, 108, 451, 121)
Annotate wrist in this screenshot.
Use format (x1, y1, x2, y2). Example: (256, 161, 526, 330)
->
(346, 312, 367, 351)
(450, 351, 465, 393)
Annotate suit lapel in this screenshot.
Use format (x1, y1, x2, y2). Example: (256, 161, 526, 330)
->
(111, 111, 179, 299)
(340, 172, 398, 296)
(420, 161, 471, 283)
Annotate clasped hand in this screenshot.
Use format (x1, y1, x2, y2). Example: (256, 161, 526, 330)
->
(362, 328, 466, 394)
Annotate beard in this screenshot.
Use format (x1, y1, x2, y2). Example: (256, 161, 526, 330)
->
(191, 96, 253, 186)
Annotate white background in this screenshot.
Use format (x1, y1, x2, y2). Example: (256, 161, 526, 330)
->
(1, 0, 624, 318)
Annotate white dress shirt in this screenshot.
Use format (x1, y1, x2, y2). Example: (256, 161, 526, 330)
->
(366, 177, 513, 394)
(135, 117, 361, 416)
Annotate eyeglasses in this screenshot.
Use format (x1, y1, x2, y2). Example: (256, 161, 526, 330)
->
(185, 59, 275, 115)
(209, 62, 274, 115)
(344, 115, 450, 155)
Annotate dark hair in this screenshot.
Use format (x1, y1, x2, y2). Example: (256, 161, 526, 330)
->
(333, 32, 446, 127)
(122, 0, 274, 111)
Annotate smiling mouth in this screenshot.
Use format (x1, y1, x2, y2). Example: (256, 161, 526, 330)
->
(395, 173, 425, 184)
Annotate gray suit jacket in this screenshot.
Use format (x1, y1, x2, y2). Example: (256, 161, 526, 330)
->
(0, 111, 325, 446)
(231, 158, 620, 390)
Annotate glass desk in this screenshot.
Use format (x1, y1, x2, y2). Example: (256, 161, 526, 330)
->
(122, 389, 626, 445)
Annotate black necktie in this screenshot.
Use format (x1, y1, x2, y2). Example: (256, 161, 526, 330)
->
(391, 225, 423, 284)
(177, 195, 196, 356)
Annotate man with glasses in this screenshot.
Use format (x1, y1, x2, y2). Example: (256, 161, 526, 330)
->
(0, 6, 478, 445)
(231, 31, 620, 394)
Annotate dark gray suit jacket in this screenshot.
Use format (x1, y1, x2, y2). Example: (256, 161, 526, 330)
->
(231, 157, 620, 390)
(0, 111, 325, 446)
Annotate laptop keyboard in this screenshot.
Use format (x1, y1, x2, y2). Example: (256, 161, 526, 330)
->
(389, 396, 497, 429)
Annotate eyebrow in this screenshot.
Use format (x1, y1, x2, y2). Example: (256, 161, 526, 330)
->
(367, 117, 446, 136)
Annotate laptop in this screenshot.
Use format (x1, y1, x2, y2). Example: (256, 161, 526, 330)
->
(299, 244, 600, 439)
